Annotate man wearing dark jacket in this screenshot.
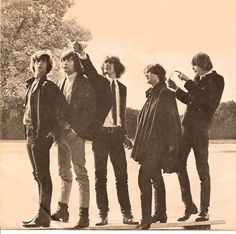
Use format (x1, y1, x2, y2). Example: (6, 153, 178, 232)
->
(168, 52, 224, 222)
(51, 50, 96, 229)
(73, 42, 137, 226)
(22, 50, 68, 228)
(131, 63, 182, 230)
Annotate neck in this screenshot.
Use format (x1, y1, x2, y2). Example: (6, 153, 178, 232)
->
(105, 73, 116, 80)
(35, 73, 45, 81)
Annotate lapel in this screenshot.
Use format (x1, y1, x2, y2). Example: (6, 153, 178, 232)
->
(70, 74, 84, 103)
(60, 78, 67, 92)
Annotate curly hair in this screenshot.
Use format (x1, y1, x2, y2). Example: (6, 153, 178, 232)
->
(30, 50, 53, 74)
(144, 63, 167, 82)
(101, 56, 125, 78)
(191, 52, 213, 71)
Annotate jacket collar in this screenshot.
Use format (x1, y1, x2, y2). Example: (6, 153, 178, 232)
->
(26, 75, 47, 87)
(146, 81, 166, 98)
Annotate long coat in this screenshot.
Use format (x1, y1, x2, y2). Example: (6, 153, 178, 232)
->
(131, 82, 182, 173)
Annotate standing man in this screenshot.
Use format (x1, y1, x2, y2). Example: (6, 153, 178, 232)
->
(51, 50, 96, 229)
(131, 63, 182, 230)
(74, 43, 137, 226)
(168, 52, 224, 222)
(22, 50, 68, 228)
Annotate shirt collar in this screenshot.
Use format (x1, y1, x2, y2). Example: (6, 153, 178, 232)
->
(67, 72, 77, 81)
(200, 70, 212, 79)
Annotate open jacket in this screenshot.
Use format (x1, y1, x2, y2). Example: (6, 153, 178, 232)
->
(24, 75, 68, 139)
(131, 82, 182, 173)
(80, 55, 127, 139)
(60, 74, 96, 140)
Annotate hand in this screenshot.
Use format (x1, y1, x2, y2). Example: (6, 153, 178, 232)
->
(169, 145, 174, 152)
(178, 72, 189, 81)
(73, 41, 86, 56)
(64, 128, 77, 145)
(123, 135, 133, 149)
(167, 78, 178, 90)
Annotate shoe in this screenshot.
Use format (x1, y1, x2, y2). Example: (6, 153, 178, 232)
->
(135, 223, 151, 230)
(95, 216, 108, 226)
(151, 212, 167, 223)
(51, 202, 69, 222)
(22, 215, 36, 225)
(178, 203, 198, 221)
(123, 211, 139, 225)
(73, 208, 89, 229)
(22, 210, 50, 228)
(195, 210, 209, 222)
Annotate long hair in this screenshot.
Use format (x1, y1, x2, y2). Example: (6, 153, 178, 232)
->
(101, 56, 125, 78)
(61, 50, 83, 76)
(191, 52, 213, 71)
(30, 50, 53, 74)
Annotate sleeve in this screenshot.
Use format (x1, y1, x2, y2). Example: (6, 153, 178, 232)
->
(80, 54, 99, 81)
(175, 87, 191, 105)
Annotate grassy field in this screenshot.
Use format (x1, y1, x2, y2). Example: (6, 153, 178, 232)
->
(0, 140, 235, 230)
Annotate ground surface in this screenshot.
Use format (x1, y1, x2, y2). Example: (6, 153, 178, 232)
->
(0, 140, 235, 230)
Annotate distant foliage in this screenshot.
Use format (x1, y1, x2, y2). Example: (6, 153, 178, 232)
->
(210, 101, 236, 139)
(0, 0, 91, 139)
(125, 107, 140, 139)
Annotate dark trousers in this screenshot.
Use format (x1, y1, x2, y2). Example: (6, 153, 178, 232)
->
(92, 128, 131, 215)
(26, 129, 53, 215)
(178, 127, 210, 211)
(138, 159, 166, 225)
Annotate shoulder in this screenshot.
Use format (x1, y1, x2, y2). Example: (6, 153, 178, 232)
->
(117, 80, 126, 90)
(160, 87, 174, 98)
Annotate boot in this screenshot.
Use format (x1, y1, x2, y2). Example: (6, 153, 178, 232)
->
(51, 202, 69, 222)
(73, 207, 89, 229)
(178, 202, 198, 221)
(151, 212, 167, 223)
(96, 210, 108, 226)
(122, 210, 139, 225)
(22, 207, 50, 228)
(195, 208, 209, 222)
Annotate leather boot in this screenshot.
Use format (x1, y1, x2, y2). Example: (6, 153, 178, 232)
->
(96, 210, 108, 226)
(178, 202, 198, 221)
(22, 207, 50, 228)
(51, 202, 69, 222)
(151, 212, 167, 223)
(123, 210, 139, 225)
(195, 208, 209, 222)
(73, 207, 89, 229)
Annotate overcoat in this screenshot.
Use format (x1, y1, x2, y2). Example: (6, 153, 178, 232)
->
(131, 82, 182, 173)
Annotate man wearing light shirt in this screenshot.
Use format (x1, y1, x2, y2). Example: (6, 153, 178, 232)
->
(51, 50, 96, 229)
(168, 52, 224, 222)
(74, 42, 137, 226)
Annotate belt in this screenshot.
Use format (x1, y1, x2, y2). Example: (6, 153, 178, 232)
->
(101, 126, 122, 134)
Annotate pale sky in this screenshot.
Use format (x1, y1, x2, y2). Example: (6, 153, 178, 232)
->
(66, 0, 236, 113)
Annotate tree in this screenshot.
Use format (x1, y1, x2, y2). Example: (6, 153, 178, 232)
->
(0, 0, 92, 139)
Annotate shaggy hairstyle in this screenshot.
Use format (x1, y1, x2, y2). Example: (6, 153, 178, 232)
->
(191, 52, 213, 71)
(101, 56, 125, 78)
(61, 50, 83, 75)
(30, 50, 53, 74)
(144, 63, 167, 82)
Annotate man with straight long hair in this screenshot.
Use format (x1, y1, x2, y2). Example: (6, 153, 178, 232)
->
(168, 52, 224, 222)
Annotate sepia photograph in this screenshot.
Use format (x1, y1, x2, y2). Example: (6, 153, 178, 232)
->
(1, 0, 236, 231)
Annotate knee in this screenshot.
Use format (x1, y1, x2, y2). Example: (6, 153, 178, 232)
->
(59, 170, 73, 183)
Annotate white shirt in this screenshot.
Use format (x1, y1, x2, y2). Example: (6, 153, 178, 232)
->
(103, 78, 121, 127)
(200, 70, 212, 80)
(63, 72, 77, 104)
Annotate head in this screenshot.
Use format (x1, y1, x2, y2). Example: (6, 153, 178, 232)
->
(30, 50, 53, 76)
(191, 52, 213, 76)
(144, 63, 166, 87)
(101, 56, 125, 78)
(61, 50, 83, 75)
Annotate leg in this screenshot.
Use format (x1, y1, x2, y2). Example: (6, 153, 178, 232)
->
(193, 132, 210, 221)
(138, 163, 152, 227)
(177, 129, 198, 221)
(152, 168, 167, 223)
(92, 136, 109, 219)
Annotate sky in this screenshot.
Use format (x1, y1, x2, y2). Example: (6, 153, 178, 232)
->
(66, 0, 236, 113)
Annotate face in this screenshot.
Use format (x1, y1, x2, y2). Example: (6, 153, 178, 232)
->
(192, 65, 206, 76)
(34, 59, 47, 76)
(62, 57, 76, 75)
(103, 62, 116, 77)
(145, 71, 160, 86)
